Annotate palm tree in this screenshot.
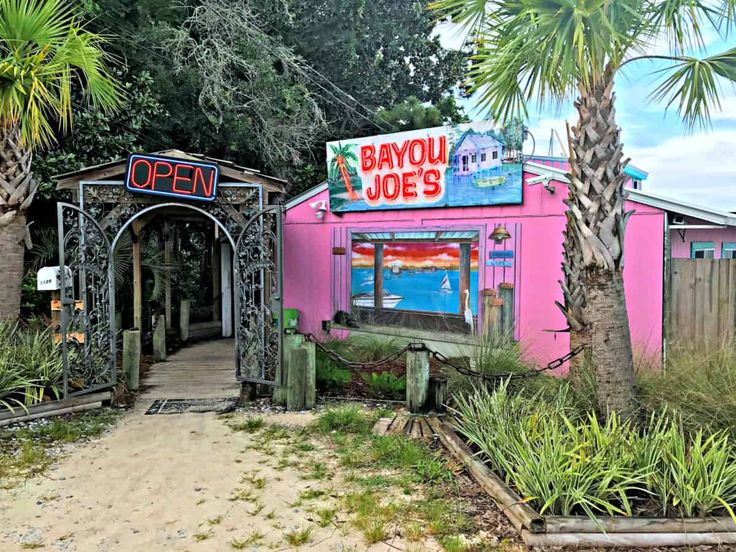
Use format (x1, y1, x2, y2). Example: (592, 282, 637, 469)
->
(0, 0, 121, 321)
(432, 0, 736, 415)
(329, 143, 360, 200)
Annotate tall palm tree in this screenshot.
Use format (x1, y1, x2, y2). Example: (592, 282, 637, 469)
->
(0, 0, 121, 321)
(432, 0, 736, 415)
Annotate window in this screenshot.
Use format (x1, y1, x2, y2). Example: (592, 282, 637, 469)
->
(492, 150, 498, 160)
(691, 241, 715, 259)
(471, 154, 477, 163)
(480, 153, 487, 162)
(350, 231, 480, 333)
(723, 243, 736, 259)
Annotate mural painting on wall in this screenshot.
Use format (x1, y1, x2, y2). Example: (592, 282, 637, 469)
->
(327, 122, 523, 213)
(350, 232, 479, 317)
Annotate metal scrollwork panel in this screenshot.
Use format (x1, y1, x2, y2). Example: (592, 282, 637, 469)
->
(235, 206, 283, 384)
(57, 203, 116, 397)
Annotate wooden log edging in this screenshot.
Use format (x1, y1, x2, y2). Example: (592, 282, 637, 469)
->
(0, 391, 111, 427)
(428, 417, 736, 547)
(425, 416, 545, 534)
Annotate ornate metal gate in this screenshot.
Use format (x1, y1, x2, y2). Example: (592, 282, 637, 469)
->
(57, 203, 116, 398)
(234, 206, 283, 385)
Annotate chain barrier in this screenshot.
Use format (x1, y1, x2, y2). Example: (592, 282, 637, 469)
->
(303, 333, 585, 381)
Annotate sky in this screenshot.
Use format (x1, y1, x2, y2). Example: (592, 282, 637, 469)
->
(352, 242, 479, 269)
(434, 21, 736, 211)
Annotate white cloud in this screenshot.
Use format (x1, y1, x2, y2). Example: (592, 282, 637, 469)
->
(431, 20, 470, 51)
(627, 129, 736, 209)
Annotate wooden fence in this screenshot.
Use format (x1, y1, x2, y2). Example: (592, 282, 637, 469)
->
(669, 259, 736, 345)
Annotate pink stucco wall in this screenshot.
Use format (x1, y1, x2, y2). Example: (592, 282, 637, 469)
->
(283, 170, 665, 367)
(670, 227, 736, 258)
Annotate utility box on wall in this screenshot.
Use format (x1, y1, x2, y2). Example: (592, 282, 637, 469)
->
(283, 308, 299, 333)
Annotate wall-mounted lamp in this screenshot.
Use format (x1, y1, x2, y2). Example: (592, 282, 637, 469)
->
(489, 224, 511, 244)
(309, 199, 328, 220)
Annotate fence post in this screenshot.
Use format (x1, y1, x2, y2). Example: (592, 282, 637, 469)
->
(482, 289, 503, 337)
(406, 344, 430, 414)
(302, 340, 316, 409)
(153, 314, 166, 362)
(275, 334, 304, 405)
(287, 348, 308, 411)
(122, 330, 141, 391)
(428, 376, 448, 414)
(179, 299, 190, 342)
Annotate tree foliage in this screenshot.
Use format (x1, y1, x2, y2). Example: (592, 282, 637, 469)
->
(376, 95, 468, 132)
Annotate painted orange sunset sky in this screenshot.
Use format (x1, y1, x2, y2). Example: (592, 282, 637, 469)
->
(352, 242, 479, 269)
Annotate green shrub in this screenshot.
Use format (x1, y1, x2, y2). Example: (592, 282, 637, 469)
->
(361, 371, 406, 399)
(315, 353, 351, 392)
(453, 381, 736, 520)
(316, 404, 374, 434)
(322, 336, 403, 363)
(638, 342, 736, 436)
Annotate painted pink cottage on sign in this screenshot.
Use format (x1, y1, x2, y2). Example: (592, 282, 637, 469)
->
(452, 131, 502, 174)
(282, 125, 736, 370)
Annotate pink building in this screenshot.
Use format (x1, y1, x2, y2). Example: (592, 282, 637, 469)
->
(283, 156, 736, 369)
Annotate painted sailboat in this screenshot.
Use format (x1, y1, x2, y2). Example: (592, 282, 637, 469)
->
(352, 290, 404, 308)
(438, 273, 452, 294)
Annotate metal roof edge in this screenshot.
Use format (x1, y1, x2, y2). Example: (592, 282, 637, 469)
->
(626, 189, 736, 226)
(285, 182, 328, 210)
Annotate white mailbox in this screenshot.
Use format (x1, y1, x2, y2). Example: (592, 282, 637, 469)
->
(36, 266, 72, 291)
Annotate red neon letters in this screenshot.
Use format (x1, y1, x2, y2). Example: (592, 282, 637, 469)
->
(359, 136, 446, 206)
(125, 154, 218, 202)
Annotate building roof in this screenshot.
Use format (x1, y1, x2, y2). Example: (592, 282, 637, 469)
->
(53, 149, 287, 194)
(457, 133, 503, 151)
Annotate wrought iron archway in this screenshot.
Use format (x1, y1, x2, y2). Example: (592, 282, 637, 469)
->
(57, 183, 282, 396)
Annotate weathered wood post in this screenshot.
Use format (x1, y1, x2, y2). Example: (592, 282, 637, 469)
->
(406, 343, 430, 414)
(153, 314, 166, 362)
(179, 299, 191, 342)
(132, 219, 143, 331)
(428, 377, 448, 414)
(275, 334, 304, 405)
(287, 348, 308, 411)
(122, 330, 141, 391)
(482, 289, 503, 337)
(499, 283, 515, 337)
(302, 340, 317, 409)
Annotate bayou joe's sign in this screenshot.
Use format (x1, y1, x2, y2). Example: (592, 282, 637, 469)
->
(326, 122, 523, 213)
(124, 153, 219, 202)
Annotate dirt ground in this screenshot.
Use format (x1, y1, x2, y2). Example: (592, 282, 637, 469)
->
(0, 403, 515, 552)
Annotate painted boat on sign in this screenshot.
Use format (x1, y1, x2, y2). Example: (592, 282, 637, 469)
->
(352, 291, 404, 308)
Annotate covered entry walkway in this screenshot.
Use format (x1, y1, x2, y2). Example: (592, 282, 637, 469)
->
(139, 340, 239, 400)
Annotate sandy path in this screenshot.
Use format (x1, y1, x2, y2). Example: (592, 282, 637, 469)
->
(0, 406, 398, 552)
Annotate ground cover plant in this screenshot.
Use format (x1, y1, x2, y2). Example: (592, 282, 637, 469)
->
(453, 381, 736, 521)
(0, 321, 64, 412)
(0, 409, 120, 487)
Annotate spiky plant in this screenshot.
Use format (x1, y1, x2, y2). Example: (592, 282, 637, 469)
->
(0, 0, 121, 320)
(432, 0, 736, 415)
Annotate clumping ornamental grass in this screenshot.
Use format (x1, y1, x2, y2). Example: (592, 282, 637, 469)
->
(454, 381, 736, 521)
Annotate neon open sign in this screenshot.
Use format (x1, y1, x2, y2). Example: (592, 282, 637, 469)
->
(124, 153, 219, 202)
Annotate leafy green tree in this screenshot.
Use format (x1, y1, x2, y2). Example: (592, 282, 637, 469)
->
(0, 0, 121, 320)
(433, 0, 736, 415)
(376, 95, 468, 132)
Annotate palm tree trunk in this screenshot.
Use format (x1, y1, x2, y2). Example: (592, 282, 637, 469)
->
(567, 69, 636, 417)
(0, 125, 35, 321)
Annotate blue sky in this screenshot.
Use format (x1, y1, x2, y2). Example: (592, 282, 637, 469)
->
(434, 23, 736, 210)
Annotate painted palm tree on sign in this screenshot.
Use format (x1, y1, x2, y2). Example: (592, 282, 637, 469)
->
(0, 0, 122, 320)
(432, 0, 736, 415)
(329, 143, 360, 201)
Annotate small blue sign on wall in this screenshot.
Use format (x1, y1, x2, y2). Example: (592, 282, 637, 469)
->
(487, 260, 513, 267)
(489, 250, 514, 259)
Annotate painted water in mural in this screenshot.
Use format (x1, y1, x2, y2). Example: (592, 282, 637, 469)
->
(351, 242, 479, 315)
(328, 121, 523, 213)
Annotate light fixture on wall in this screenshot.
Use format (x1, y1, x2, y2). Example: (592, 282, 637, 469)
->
(489, 224, 511, 244)
(309, 199, 328, 220)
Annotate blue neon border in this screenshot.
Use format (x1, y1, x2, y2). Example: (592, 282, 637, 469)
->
(124, 153, 220, 203)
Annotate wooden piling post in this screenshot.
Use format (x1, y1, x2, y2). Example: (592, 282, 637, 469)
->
(287, 348, 308, 411)
(482, 289, 503, 337)
(499, 283, 515, 337)
(179, 299, 190, 342)
(428, 376, 448, 414)
(122, 330, 141, 391)
(406, 344, 430, 414)
(275, 334, 304, 405)
(303, 341, 316, 409)
(153, 314, 166, 362)
(132, 219, 143, 331)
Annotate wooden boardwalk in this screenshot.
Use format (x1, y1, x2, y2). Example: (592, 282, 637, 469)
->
(140, 339, 240, 400)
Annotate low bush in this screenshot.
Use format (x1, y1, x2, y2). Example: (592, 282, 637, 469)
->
(0, 321, 63, 412)
(361, 371, 406, 399)
(315, 353, 351, 392)
(638, 342, 736, 436)
(316, 404, 375, 434)
(454, 381, 736, 521)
